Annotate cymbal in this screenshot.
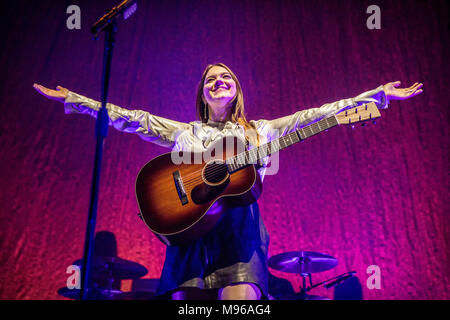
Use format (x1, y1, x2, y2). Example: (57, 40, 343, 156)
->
(58, 287, 123, 300)
(268, 251, 338, 274)
(73, 256, 148, 279)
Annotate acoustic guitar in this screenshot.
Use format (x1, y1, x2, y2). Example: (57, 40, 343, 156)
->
(135, 102, 381, 245)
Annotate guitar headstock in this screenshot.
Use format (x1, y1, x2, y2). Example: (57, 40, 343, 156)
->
(335, 102, 381, 126)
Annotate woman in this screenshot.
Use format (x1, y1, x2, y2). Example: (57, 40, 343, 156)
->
(33, 63, 423, 300)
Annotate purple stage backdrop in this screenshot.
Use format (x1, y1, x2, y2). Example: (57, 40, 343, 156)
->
(0, 0, 448, 300)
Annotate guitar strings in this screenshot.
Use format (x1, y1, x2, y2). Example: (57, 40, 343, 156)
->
(177, 128, 309, 187)
(181, 156, 262, 189)
(182, 117, 333, 184)
(179, 137, 282, 183)
(179, 138, 284, 188)
(180, 150, 262, 185)
(181, 128, 326, 189)
(181, 159, 245, 188)
(174, 116, 348, 192)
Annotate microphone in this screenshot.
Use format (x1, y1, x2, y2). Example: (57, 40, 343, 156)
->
(324, 271, 356, 289)
(91, 0, 138, 36)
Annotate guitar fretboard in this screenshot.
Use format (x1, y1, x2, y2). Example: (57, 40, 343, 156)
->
(226, 115, 339, 173)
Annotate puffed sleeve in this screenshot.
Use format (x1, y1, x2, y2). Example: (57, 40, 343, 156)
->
(64, 91, 191, 148)
(253, 85, 388, 139)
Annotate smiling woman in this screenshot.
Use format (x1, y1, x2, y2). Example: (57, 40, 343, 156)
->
(33, 62, 422, 300)
(201, 65, 239, 123)
(196, 63, 262, 148)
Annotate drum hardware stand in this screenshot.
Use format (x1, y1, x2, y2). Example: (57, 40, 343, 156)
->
(268, 250, 350, 300)
(296, 256, 314, 299)
(297, 271, 357, 299)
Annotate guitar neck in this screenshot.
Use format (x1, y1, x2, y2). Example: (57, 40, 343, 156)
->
(227, 115, 339, 172)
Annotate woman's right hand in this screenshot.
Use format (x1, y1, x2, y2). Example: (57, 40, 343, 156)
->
(33, 83, 69, 103)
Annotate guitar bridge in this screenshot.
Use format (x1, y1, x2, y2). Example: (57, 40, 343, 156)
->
(173, 170, 188, 205)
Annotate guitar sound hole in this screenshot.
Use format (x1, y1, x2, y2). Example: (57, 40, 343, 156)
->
(203, 161, 228, 184)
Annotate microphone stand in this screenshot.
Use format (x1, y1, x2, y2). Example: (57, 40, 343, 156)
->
(79, 1, 137, 300)
(79, 20, 116, 300)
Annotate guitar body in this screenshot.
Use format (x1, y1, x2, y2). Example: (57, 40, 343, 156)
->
(135, 137, 262, 246)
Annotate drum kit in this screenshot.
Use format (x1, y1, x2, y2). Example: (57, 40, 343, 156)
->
(268, 251, 356, 300)
(59, 250, 354, 300)
(58, 255, 157, 300)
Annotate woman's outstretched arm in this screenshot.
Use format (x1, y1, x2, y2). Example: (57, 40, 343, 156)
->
(253, 82, 423, 139)
(33, 84, 191, 148)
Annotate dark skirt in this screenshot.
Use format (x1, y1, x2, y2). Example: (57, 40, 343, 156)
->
(155, 202, 270, 298)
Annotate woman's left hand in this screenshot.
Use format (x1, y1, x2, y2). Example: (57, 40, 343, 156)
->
(384, 81, 423, 101)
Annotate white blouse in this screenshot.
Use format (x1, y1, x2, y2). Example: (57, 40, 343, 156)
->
(64, 85, 388, 180)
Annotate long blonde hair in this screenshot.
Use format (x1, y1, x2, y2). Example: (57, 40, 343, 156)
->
(195, 63, 260, 147)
